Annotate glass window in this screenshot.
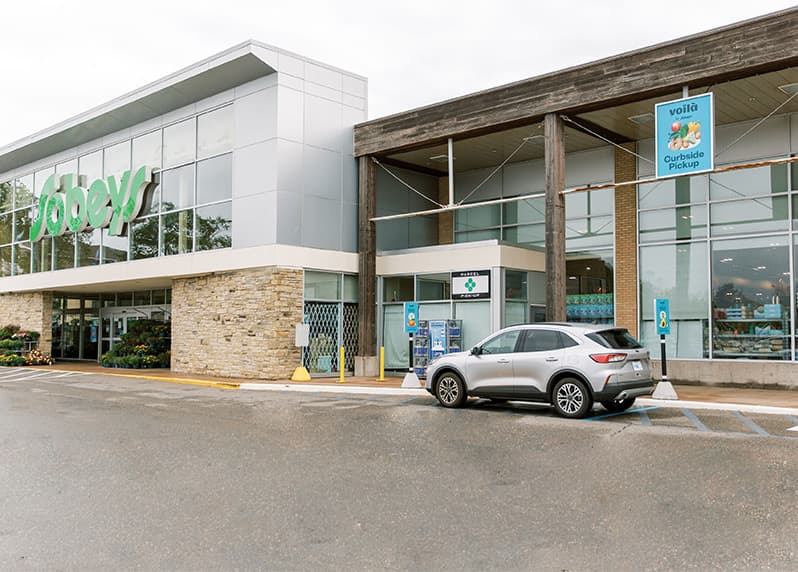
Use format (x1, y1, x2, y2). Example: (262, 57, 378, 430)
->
(0, 212, 10, 245)
(138, 172, 161, 216)
(566, 215, 613, 249)
(638, 175, 708, 209)
(503, 224, 544, 247)
(13, 209, 31, 243)
(32, 238, 52, 273)
(640, 242, 708, 359)
(78, 150, 103, 183)
(55, 159, 77, 178)
(161, 209, 193, 256)
(503, 197, 545, 226)
(480, 329, 521, 354)
(639, 205, 707, 243)
(104, 140, 131, 178)
(504, 301, 527, 327)
(152, 289, 167, 305)
(102, 229, 130, 264)
(711, 236, 790, 360)
(195, 201, 231, 252)
(710, 196, 788, 236)
(163, 118, 196, 168)
(709, 164, 787, 200)
(130, 217, 159, 260)
(13, 243, 31, 275)
(520, 329, 563, 352)
(197, 106, 234, 159)
(455, 229, 501, 243)
(455, 300, 491, 350)
(134, 291, 151, 306)
(53, 235, 75, 270)
(566, 251, 614, 324)
(132, 130, 162, 170)
(0, 181, 12, 213)
(343, 275, 359, 301)
(417, 273, 450, 301)
(0, 245, 11, 276)
(161, 165, 194, 211)
(34, 167, 55, 198)
(505, 270, 527, 300)
(76, 229, 101, 267)
(383, 276, 414, 302)
(14, 175, 34, 209)
(196, 154, 232, 205)
(117, 292, 133, 306)
(305, 271, 341, 300)
(455, 204, 500, 231)
(566, 188, 613, 219)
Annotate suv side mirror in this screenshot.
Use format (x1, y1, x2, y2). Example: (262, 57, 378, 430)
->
(471, 346, 482, 356)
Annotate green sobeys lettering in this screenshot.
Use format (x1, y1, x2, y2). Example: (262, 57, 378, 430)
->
(29, 166, 152, 242)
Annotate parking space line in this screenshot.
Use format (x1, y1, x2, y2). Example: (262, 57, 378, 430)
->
(786, 415, 798, 432)
(584, 405, 660, 421)
(681, 408, 710, 432)
(0, 370, 56, 382)
(732, 411, 770, 437)
(639, 410, 652, 427)
(0, 368, 26, 378)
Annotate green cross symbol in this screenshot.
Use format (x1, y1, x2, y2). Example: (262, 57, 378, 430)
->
(464, 278, 477, 292)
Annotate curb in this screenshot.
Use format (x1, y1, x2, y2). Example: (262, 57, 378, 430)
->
(638, 397, 798, 416)
(239, 382, 428, 396)
(102, 372, 241, 390)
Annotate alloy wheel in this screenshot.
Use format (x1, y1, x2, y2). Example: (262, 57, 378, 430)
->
(556, 382, 584, 415)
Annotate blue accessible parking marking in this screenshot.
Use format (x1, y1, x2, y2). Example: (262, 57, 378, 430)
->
(584, 405, 660, 422)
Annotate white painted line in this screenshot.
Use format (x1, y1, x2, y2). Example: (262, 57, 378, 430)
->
(239, 383, 429, 397)
(788, 426, 798, 432)
(0, 370, 58, 382)
(0, 368, 27, 377)
(638, 398, 798, 416)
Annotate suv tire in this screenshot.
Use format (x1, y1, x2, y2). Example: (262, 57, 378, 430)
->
(552, 377, 593, 419)
(435, 372, 467, 408)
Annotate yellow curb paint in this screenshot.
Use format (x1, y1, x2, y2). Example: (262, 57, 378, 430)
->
(102, 372, 240, 390)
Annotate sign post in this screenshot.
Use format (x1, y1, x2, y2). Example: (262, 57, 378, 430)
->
(402, 302, 421, 388)
(652, 298, 678, 400)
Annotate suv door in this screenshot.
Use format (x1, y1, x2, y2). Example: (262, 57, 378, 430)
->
(465, 329, 522, 398)
(514, 329, 573, 400)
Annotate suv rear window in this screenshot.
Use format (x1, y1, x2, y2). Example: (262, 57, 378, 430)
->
(586, 329, 642, 349)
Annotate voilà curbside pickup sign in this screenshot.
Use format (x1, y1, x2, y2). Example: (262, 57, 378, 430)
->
(655, 93, 714, 179)
(30, 166, 152, 242)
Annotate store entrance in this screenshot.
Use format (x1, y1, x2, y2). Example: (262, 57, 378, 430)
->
(100, 306, 171, 356)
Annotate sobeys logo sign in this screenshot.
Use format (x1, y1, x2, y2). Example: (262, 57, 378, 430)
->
(30, 166, 152, 242)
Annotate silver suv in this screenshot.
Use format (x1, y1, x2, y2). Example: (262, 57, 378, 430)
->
(425, 323, 653, 418)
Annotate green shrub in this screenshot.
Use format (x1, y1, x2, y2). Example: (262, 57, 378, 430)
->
(0, 324, 20, 340)
(0, 354, 27, 366)
(100, 321, 171, 369)
(0, 339, 24, 350)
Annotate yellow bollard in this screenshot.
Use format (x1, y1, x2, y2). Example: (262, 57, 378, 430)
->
(339, 346, 345, 383)
(378, 346, 385, 381)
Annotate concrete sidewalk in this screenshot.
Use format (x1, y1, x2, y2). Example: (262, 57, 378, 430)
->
(26, 362, 798, 409)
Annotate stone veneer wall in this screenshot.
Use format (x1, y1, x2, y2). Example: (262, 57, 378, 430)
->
(0, 291, 53, 354)
(171, 267, 303, 380)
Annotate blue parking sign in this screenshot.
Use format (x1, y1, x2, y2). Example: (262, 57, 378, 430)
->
(655, 298, 671, 336)
(404, 302, 419, 334)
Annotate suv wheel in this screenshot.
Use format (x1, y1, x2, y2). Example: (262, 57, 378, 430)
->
(552, 377, 592, 419)
(601, 398, 636, 413)
(435, 372, 466, 408)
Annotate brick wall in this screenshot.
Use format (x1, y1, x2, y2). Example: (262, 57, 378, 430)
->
(614, 143, 638, 338)
(171, 267, 303, 380)
(0, 291, 53, 354)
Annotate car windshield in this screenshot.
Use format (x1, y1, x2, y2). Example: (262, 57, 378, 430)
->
(586, 328, 642, 349)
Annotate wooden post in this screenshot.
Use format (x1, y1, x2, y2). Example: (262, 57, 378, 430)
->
(544, 113, 566, 322)
(357, 156, 377, 359)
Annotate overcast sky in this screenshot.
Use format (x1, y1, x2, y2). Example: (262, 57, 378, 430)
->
(1, 0, 796, 147)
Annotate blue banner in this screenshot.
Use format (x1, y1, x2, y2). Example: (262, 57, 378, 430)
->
(404, 302, 419, 334)
(655, 298, 671, 336)
(655, 93, 714, 179)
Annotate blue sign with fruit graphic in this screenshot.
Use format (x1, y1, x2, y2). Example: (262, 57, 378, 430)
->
(655, 93, 714, 178)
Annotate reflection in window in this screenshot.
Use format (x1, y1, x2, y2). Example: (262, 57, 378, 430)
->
(76, 229, 101, 267)
(102, 229, 128, 264)
(709, 164, 787, 200)
(305, 271, 341, 300)
(139, 174, 161, 216)
(79, 150, 103, 183)
(104, 140, 131, 178)
(132, 130, 162, 170)
(161, 209, 193, 255)
(639, 205, 707, 243)
(383, 276, 414, 302)
(638, 175, 708, 209)
(34, 167, 54, 198)
(53, 235, 75, 270)
(130, 217, 159, 260)
(195, 202, 232, 252)
(163, 118, 196, 168)
(161, 165, 194, 211)
(0, 181, 11, 213)
(13, 243, 31, 275)
(197, 106, 233, 159)
(0, 212, 10, 245)
(710, 196, 788, 236)
(416, 273, 450, 301)
(0, 245, 10, 277)
(14, 175, 34, 209)
(14, 209, 31, 242)
(32, 238, 52, 273)
(196, 154, 232, 205)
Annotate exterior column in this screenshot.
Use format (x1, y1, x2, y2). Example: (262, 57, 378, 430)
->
(544, 113, 566, 321)
(355, 156, 378, 376)
(614, 142, 639, 337)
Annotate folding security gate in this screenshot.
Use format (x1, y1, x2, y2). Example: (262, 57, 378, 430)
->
(302, 301, 358, 375)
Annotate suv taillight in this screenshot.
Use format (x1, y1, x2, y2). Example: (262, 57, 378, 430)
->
(590, 353, 627, 364)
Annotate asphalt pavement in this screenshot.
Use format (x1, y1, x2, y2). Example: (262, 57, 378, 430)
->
(1, 368, 797, 571)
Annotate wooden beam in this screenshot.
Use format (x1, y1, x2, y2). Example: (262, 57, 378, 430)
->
(376, 156, 447, 178)
(357, 157, 377, 357)
(355, 8, 798, 156)
(564, 116, 631, 145)
(544, 114, 566, 322)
